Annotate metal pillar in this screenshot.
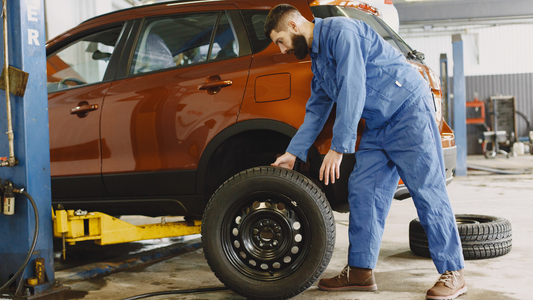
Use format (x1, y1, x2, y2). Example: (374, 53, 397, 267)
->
(452, 34, 467, 176)
(0, 0, 55, 297)
(439, 53, 451, 127)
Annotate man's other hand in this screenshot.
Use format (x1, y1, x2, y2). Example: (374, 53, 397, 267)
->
(272, 152, 297, 169)
(320, 149, 343, 185)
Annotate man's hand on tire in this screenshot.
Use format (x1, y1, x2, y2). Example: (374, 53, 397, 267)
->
(272, 152, 297, 169)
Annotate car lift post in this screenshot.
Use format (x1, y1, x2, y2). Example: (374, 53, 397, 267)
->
(0, 0, 59, 298)
(439, 53, 451, 126)
(452, 34, 467, 176)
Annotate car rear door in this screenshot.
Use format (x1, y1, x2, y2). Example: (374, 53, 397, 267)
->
(100, 6, 252, 197)
(47, 23, 129, 199)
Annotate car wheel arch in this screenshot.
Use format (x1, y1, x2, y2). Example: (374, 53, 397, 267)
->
(196, 120, 295, 197)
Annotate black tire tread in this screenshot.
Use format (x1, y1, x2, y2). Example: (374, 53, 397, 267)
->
(202, 166, 335, 300)
(409, 214, 512, 260)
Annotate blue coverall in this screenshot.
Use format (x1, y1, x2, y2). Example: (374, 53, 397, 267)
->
(286, 17, 465, 274)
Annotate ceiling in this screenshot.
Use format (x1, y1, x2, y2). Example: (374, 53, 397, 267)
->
(393, 0, 533, 24)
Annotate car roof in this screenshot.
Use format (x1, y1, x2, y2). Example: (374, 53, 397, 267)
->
(46, 0, 380, 47)
(80, 0, 314, 25)
(47, 0, 314, 46)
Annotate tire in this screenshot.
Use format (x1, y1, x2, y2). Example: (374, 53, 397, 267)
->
(409, 214, 512, 260)
(202, 166, 335, 300)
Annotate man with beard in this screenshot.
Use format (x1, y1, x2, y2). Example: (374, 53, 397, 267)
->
(265, 4, 466, 300)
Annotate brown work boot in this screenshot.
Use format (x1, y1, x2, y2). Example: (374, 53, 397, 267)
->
(426, 269, 467, 299)
(318, 265, 377, 291)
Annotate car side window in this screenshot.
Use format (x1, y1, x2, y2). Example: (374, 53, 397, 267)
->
(46, 26, 123, 93)
(130, 11, 241, 75)
(240, 10, 271, 54)
(209, 13, 238, 60)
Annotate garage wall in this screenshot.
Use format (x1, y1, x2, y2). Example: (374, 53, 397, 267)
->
(399, 20, 533, 154)
(461, 73, 533, 154)
(45, 0, 133, 41)
(395, 0, 533, 24)
(465, 74, 533, 139)
(399, 21, 533, 77)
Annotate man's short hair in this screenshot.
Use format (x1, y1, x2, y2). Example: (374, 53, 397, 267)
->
(264, 4, 300, 39)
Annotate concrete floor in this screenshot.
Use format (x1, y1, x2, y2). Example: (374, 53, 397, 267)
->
(51, 155, 533, 300)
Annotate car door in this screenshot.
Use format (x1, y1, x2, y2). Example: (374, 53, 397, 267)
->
(47, 24, 127, 199)
(100, 8, 252, 197)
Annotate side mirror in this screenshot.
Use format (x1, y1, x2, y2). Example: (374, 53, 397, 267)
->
(415, 50, 425, 60)
(92, 50, 112, 61)
(408, 50, 425, 61)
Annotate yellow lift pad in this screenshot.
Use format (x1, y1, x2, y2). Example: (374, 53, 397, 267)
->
(53, 209, 201, 246)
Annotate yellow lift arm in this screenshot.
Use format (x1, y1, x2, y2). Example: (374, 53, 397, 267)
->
(52, 209, 202, 259)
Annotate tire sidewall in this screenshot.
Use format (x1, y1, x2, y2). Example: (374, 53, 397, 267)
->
(202, 168, 333, 299)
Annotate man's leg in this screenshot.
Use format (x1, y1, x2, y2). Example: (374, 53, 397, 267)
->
(347, 147, 400, 269)
(385, 94, 466, 299)
(319, 129, 399, 291)
(386, 96, 464, 273)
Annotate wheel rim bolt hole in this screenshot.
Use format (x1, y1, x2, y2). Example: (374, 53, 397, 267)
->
(293, 222, 301, 230)
(294, 234, 302, 243)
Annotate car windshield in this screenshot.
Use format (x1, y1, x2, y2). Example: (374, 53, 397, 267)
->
(310, 5, 412, 56)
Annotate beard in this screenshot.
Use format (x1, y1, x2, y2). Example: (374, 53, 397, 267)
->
(291, 33, 309, 60)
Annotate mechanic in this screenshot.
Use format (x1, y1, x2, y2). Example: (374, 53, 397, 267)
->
(265, 4, 466, 300)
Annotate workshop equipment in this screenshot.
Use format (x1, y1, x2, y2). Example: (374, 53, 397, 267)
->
(466, 97, 486, 125)
(490, 96, 517, 143)
(483, 96, 517, 158)
(483, 131, 511, 158)
(52, 209, 201, 259)
(0, 0, 62, 298)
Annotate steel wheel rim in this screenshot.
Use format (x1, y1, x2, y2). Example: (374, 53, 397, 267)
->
(221, 191, 311, 281)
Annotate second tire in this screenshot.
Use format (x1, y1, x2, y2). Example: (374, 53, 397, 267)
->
(409, 214, 512, 260)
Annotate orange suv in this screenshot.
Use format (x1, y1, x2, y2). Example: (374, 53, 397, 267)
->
(46, 0, 456, 298)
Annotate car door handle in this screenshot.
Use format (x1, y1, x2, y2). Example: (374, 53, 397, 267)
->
(198, 75, 232, 94)
(70, 101, 98, 118)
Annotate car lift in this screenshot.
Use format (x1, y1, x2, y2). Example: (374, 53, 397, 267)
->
(52, 209, 201, 258)
(0, 1, 203, 298)
(0, 0, 61, 298)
